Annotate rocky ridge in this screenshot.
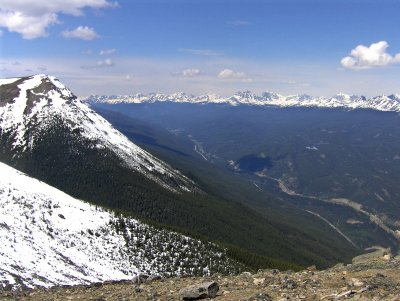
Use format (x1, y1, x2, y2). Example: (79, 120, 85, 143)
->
(2, 249, 399, 300)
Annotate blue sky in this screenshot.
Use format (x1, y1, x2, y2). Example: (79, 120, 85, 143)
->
(2, 0, 400, 96)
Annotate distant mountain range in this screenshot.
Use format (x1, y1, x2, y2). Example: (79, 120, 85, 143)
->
(82, 90, 400, 112)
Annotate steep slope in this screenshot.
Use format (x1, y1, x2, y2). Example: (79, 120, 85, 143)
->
(0, 162, 241, 289)
(83, 91, 400, 112)
(0, 75, 194, 192)
(0, 74, 360, 269)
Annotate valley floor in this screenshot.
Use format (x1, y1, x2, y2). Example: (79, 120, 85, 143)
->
(1, 254, 399, 301)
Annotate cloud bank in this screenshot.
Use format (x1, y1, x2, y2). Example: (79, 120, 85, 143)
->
(341, 41, 400, 70)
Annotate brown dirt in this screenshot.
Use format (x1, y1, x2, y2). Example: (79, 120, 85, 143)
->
(1, 257, 399, 301)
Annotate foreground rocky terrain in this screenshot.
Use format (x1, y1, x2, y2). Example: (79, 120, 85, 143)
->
(1, 249, 399, 301)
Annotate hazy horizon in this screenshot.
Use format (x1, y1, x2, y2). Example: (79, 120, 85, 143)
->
(2, 0, 400, 97)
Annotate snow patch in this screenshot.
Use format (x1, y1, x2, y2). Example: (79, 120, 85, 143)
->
(0, 162, 237, 289)
(0, 162, 138, 288)
(0, 78, 19, 85)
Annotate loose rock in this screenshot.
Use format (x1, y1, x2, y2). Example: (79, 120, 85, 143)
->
(253, 278, 265, 285)
(132, 273, 150, 284)
(179, 281, 219, 300)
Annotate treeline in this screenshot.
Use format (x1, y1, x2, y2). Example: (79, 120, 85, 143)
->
(0, 118, 340, 269)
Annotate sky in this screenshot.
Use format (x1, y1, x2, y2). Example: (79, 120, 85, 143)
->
(1, 0, 400, 97)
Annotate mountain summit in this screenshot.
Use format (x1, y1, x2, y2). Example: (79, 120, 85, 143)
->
(0, 74, 194, 192)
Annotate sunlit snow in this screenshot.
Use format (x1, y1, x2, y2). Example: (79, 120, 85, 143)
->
(0, 162, 139, 288)
(0, 74, 194, 192)
(0, 162, 233, 289)
(82, 91, 400, 113)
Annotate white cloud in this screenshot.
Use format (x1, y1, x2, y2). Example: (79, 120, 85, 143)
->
(218, 69, 252, 82)
(182, 68, 201, 77)
(341, 41, 400, 70)
(178, 48, 222, 56)
(218, 68, 245, 79)
(0, 0, 114, 39)
(62, 26, 99, 40)
(100, 48, 116, 55)
(125, 74, 131, 80)
(81, 58, 114, 69)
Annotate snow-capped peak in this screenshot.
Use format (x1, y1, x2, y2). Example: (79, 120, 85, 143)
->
(82, 90, 400, 113)
(0, 74, 195, 192)
(261, 91, 282, 101)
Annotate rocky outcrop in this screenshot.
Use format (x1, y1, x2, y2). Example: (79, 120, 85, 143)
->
(179, 281, 219, 300)
(131, 274, 162, 284)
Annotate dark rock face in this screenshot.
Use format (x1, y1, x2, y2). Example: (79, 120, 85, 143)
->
(0, 77, 26, 107)
(179, 281, 219, 300)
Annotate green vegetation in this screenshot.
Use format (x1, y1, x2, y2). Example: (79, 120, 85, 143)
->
(0, 115, 355, 270)
(109, 215, 246, 276)
(96, 103, 400, 252)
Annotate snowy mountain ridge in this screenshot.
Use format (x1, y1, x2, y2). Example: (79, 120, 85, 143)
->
(0, 162, 240, 289)
(0, 74, 194, 192)
(82, 91, 400, 113)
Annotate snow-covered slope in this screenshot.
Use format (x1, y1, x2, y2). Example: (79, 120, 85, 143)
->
(0, 74, 194, 192)
(0, 162, 240, 289)
(82, 91, 400, 112)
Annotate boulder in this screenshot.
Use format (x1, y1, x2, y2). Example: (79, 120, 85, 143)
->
(241, 272, 253, 278)
(132, 273, 162, 284)
(348, 277, 364, 287)
(179, 281, 219, 300)
(253, 277, 265, 285)
(132, 273, 149, 284)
